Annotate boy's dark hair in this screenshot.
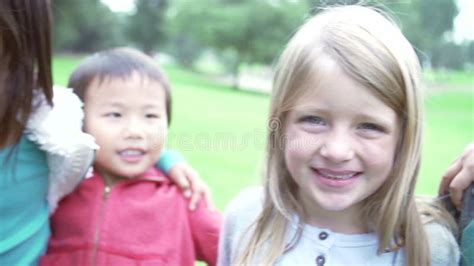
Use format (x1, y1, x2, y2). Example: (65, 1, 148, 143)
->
(68, 47, 172, 124)
(0, 0, 53, 147)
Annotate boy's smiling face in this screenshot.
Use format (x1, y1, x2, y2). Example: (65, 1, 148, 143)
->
(83, 72, 168, 185)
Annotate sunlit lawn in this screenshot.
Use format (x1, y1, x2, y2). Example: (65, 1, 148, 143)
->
(54, 56, 473, 210)
(424, 69, 474, 87)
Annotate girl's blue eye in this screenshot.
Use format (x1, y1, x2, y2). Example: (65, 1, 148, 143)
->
(300, 116, 325, 125)
(358, 123, 384, 132)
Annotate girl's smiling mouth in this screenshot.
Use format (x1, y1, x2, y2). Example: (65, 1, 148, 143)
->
(311, 168, 361, 188)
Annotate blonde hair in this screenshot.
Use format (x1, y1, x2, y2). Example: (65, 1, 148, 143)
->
(236, 5, 455, 266)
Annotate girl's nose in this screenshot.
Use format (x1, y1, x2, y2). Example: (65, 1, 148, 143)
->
(319, 131, 355, 163)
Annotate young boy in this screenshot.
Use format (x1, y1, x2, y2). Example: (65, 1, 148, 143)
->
(40, 48, 221, 265)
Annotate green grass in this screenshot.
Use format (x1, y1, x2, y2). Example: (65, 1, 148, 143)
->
(418, 90, 473, 195)
(53, 55, 85, 86)
(424, 69, 474, 87)
(53, 56, 473, 210)
(164, 65, 270, 210)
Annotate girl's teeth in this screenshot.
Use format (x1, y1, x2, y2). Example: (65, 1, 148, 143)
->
(320, 172, 355, 180)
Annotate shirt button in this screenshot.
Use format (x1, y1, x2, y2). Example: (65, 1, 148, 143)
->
(315, 255, 326, 266)
(319, 231, 328, 240)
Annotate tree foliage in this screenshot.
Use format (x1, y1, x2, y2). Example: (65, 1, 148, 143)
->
(52, 0, 123, 52)
(172, 0, 308, 87)
(52, 0, 465, 71)
(393, 0, 458, 65)
(432, 41, 474, 70)
(127, 0, 169, 55)
(306, 0, 459, 66)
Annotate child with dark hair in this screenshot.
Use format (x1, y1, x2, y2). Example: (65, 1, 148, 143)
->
(40, 47, 221, 265)
(0, 3, 212, 265)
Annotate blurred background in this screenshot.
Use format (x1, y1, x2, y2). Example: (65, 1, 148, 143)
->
(51, 0, 473, 210)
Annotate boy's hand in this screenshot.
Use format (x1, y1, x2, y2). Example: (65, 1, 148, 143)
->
(168, 162, 215, 211)
(439, 143, 474, 210)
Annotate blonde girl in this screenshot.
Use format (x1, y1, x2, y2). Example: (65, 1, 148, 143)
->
(218, 5, 459, 266)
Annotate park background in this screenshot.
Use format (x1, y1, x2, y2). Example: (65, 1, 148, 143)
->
(52, 0, 473, 211)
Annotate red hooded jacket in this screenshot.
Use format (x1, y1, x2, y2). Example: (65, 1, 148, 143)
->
(40, 168, 221, 265)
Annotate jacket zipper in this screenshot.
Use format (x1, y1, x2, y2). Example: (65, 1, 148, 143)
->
(91, 185, 111, 265)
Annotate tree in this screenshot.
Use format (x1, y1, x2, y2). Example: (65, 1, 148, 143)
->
(172, 0, 308, 88)
(306, 0, 459, 69)
(306, 0, 381, 14)
(468, 41, 474, 66)
(432, 41, 466, 70)
(394, 0, 458, 67)
(166, 34, 203, 68)
(53, 0, 123, 52)
(127, 0, 169, 55)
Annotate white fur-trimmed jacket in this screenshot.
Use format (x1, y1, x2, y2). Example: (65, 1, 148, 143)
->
(24, 86, 98, 213)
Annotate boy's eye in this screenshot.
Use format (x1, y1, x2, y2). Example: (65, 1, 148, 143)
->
(104, 112, 121, 118)
(145, 113, 160, 119)
(299, 116, 325, 125)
